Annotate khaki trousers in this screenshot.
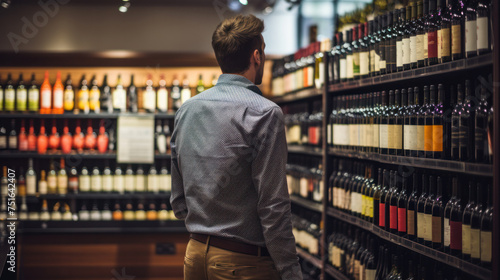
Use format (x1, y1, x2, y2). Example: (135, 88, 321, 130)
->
(184, 237, 281, 280)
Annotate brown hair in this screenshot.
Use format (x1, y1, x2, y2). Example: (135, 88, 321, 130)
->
(212, 14, 264, 74)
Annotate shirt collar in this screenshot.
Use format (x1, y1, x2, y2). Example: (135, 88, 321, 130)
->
(215, 74, 263, 96)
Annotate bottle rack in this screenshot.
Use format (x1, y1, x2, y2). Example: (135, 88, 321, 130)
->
(271, 47, 499, 279)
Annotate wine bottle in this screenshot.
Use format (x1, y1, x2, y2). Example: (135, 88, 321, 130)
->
(79, 202, 90, 221)
(135, 165, 146, 193)
(389, 171, 400, 234)
(433, 84, 446, 159)
(353, 25, 362, 80)
(113, 74, 126, 113)
(159, 164, 171, 193)
(147, 202, 158, 220)
(180, 75, 192, 105)
(407, 172, 420, 240)
(432, 176, 445, 249)
(143, 74, 156, 113)
(90, 200, 101, 221)
(124, 165, 134, 193)
(38, 170, 48, 195)
(339, 32, 348, 82)
(345, 29, 354, 81)
(373, 168, 383, 227)
(18, 120, 28, 151)
(424, 175, 436, 247)
(379, 169, 390, 230)
(68, 166, 78, 194)
(451, 83, 461, 160)
(157, 74, 168, 113)
(475, 79, 490, 163)
(462, 180, 476, 261)
(402, 7, 411, 71)
(386, 11, 396, 73)
(97, 121, 109, 154)
(196, 74, 205, 94)
(450, 177, 463, 256)
(334, 33, 343, 83)
(155, 120, 166, 154)
(48, 119, 60, 152)
(417, 0, 427, 67)
(439, 0, 452, 63)
(470, 181, 483, 264)
(4, 73, 15, 112)
(460, 80, 474, 161)
(480, 182, 492, 268)
(147, 165, 159, 193)
(91, 166, 102, 193)
(89, 75, 101, 113)
(63, 74, 74, 112)
(409, 1, 419, 69)
(84, 120, 96, 151)
(398, 174, 409, 236)
(113, 202, 123, 220)
(16, 73, 27, 112)
(73, 119, 84, 153)
(28, 73, 39, 112)
(417, 173, 429, 244)
(465, 0, 478, 57)
(47, 161, 57, 194)
(171, 75, 181, 111)
(57, 158, 67, 195)
(127, 74, 137, 113)
(77, 75, 90, 113)
(37, 120, 48, 154)
(26, 158, 36, 196)
(79, 166, 90, 193)
(102, 164, 113, 193)
(8, 119, 17, 150)
(17, 167, 26, 196)
(100, 74, 112, 113)
(113, 166, 124, 194)
(379, 91, 389, 154)
(52, 71, 64, 114)
(428, 0, 440, 65)
(379, 15, 387, 75)
(423, 85, 434, 158)
(476, 0, 491, 55)
(411, 87, 421, 157)
(451, 0, 464, 60)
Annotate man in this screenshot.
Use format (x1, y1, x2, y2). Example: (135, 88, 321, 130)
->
(170, 14, 302, 280)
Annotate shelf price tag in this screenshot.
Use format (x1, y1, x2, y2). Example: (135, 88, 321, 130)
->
(117, 115, 155, 164)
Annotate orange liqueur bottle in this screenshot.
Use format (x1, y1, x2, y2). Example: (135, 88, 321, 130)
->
(40, 71, 52, 114)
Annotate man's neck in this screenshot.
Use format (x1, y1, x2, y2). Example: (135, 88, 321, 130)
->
(225, 70, 256, 84)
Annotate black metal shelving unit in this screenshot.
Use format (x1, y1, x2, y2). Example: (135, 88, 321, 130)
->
(296, 247, 323, 270)
(290, 195, 323, 213)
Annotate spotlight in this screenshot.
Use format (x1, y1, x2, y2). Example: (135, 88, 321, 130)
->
(239, 0, 248, 5)
(1, 0, 11, 9)
(119, 0, 130, 13)
(263, 6, 273, 15)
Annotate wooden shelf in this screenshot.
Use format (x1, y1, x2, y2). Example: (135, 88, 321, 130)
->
(324, 264, 350, 280)
(326, 207, 492, 280)
(290, 195, 323, 213)
(270, 87, 323, 104)
(328, 53, 493, 94)
(288, 145, 323, 157)
(328, 148, 493, 177)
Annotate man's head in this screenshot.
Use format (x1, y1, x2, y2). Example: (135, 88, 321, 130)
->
(212, 14, 266, 85)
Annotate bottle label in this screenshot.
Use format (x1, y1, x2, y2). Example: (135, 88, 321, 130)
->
(437, 29, 442, 59)
(417, 34, 425, 61)
(424, 213, 433, 241)
(57, 175, 68, 194)
(416, 125, 425, 151)
(181, 88, 192, 105)
(375, 52, 381, 72)
(102, 175, 113, 192)
(89, 88, 100, 111)
(432, 216, 442, 243)
(368, 196, 374, 218)
(424, 32, 429, 59)
(79, 175, 90, 192)
(360, 52, 369, 76)
(393, 125, 402, 149)
(428, 31, 438, 59)
(390, 38, 397, 66)
(396, 40, 403, 67)
(450, 220, 462, 250)
(379, 124, 388, 149)
(144, 89, 156, 111)
(68, 177, 78, 192)
(407, 209, 415, 235)
(9, 135, 17, 149)
(459, 119, 470, 148)
(379, 202, 385, 227)
(365, 269, 376, 280)
(387, 124, 394, 149)
(114, 175, 124, 193)
(441, 28, 451, 57)
(432, 125, 443, 152)
(398, 207, 406, 232)
(16, 88, 27, 111)
(327, 124, 332, 145)
(112, 88, 126, 110)
(417, 212, 425, 239)
(353, 53, 360, 75)
(91, 176, 102, 192)
(78, 89, 89, 110)
(346, 55, 354, 79)
(390, 205, 398, 229)
(410, 36, 417, 63)
(47, 176, 57, 192)
(53, 89, 63, 109)
(157, 88, 168, 111)
(408, 125, 417, 150)
(340, 58, 347, 80)
(403, 38, 411, 65)
(64, 89, 74, 111)
(462, 224, 471, 255)
(465, 20, 478, 53)
(370, 50, 376, 74)
(148, 175, 159, 193)
(424, 125, 433, 152)
(477, 17, 489, 51)
(444, 218, 451, 247)
(5, 89, 15, 111)
(26, 176, 36, 195)
(452, 24, 462, 55)
(471, 228, 480, 259)
(480, 230, 492, 262)
(28, 88, 40, 111)
(0, 88, 3, 110)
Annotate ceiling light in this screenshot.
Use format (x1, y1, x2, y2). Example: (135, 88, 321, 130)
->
(119, 1, 130, 13)
(1, 0, 11, 9)
(239, 0, 248, 5)
(263, 6, 273, 14)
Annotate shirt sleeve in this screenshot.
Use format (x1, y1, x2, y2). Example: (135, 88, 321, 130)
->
(251, 107, 303, 280)
(170, 114, 188, 220)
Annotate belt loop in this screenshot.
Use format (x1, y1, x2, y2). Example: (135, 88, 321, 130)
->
(258, 247, 261, 257)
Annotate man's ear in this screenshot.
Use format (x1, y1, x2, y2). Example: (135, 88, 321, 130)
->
(253, 49, 261, 65)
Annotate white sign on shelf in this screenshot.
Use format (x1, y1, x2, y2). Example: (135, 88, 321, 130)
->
(117, 115, 155, 164)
